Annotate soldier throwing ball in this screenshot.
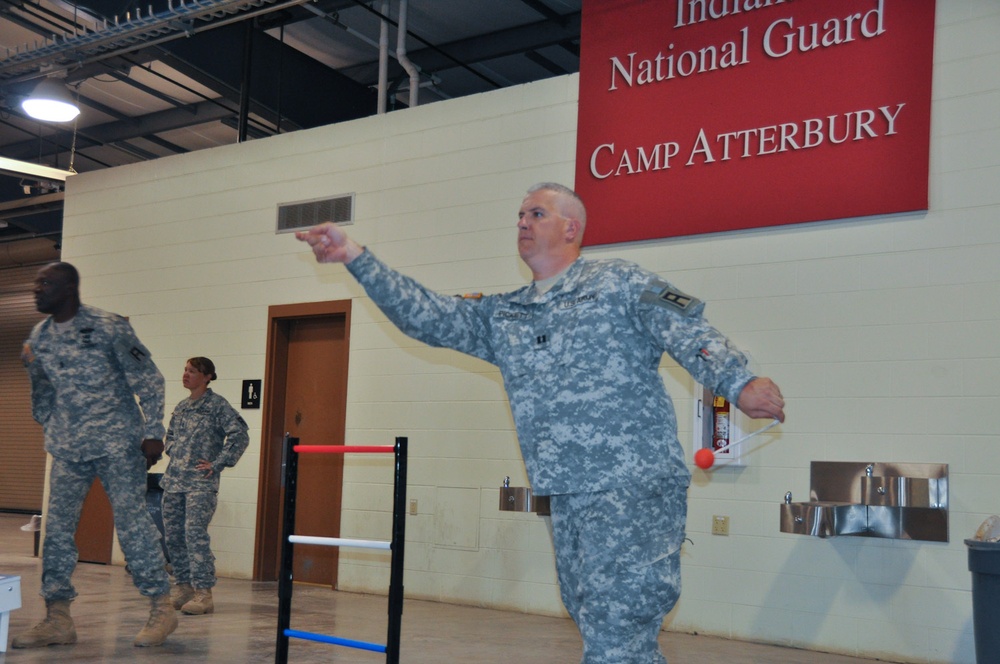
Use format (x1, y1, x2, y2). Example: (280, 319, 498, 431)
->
(297, 182, 785, 664)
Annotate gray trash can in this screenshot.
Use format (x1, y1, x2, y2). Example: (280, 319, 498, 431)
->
(967, 538, 1000, 663)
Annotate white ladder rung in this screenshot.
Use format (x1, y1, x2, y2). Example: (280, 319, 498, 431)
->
(288, 535, 391, 550)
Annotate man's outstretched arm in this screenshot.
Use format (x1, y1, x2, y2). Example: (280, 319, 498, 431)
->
(296, 222, 365, 264)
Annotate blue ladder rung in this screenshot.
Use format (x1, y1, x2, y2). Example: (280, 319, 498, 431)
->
(285, 628, 387, 653)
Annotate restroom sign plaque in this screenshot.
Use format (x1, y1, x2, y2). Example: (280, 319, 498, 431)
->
(242, 379, 261, 409)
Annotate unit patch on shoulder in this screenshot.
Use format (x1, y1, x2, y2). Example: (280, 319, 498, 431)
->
(639, 278, 701, 316)
(456, 292, 483, 299)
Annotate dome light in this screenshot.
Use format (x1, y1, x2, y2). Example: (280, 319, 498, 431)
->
(21, 78, 80, 123)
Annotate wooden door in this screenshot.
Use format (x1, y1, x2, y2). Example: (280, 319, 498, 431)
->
(285, 316, 345, 587)
(253, 301, 350, 586)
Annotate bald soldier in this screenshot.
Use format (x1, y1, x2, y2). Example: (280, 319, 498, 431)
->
(297, 182, 785, 663)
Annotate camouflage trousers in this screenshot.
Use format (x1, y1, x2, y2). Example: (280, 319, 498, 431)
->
(43, 454, 170, 601)
(162, 490, 218, 588)
(549, 476, 688, 664)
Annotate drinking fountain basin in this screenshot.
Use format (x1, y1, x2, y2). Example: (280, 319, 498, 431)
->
(780, 462, 949, 541)
(860, 476, 945, 509)
(499, 477, 550, 515)
(780, 501, 868, 538)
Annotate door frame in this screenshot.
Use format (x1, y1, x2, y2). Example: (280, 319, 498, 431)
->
(252, 299, 351, 581)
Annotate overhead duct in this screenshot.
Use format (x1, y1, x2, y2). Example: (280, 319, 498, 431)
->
(0, 237, 60, 269)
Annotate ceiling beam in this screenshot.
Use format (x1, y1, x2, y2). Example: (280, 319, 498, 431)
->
(341, 12, 581, 84)
(0, 99, 237, 161)
(151, 22, 377, 129)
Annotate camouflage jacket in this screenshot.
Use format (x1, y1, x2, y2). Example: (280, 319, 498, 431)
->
(348, 250, 756, 495)
(162, 389, 249, 493)
(23, 304, 166, 462)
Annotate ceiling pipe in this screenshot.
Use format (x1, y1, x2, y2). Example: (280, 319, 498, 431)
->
(378, 0, 389, 114)
(307, 2, 445, 106)
(395, 0, 419, 108)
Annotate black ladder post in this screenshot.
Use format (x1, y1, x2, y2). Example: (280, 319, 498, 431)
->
(274, 435, 299, 664)
(385, 436, 408, 664)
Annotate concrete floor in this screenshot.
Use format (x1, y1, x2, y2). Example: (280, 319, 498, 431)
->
(0, 512, 884, 663)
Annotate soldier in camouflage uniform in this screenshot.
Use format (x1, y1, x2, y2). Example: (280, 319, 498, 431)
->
(297, 183, 786, 663)
(162, 356, 249, 615)
(14, 262, 178, 649)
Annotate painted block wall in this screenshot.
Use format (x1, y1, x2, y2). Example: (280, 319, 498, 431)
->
(53, 2, 998, 662)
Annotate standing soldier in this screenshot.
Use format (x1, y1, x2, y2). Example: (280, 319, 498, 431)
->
(296, 183, 785, 663)
(14, 262, 177, 649)
(162, 356, 250, 616)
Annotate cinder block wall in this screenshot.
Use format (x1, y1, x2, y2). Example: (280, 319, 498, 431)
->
(57, 3, 999, 661)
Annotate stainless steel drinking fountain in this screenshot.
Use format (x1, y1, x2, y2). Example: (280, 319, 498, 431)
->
(498, 477, 550, 516)
(780, 461, 949, 542)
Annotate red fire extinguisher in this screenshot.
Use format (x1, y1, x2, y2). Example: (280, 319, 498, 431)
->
(712, 395, 729, 452)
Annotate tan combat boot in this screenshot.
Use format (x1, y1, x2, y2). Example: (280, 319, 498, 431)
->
(170, 582, 195, 610)
(12, 599, 77, 648)
(181, 587, 214, 615)
(133, 594, 178, 647)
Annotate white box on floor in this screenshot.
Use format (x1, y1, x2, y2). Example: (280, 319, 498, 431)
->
(0, 574, 22, 652)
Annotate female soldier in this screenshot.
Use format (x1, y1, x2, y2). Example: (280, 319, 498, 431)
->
(162, 357, 249, 615)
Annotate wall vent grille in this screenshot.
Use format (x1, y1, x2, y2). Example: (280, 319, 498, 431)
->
(276, 194, 354, 233)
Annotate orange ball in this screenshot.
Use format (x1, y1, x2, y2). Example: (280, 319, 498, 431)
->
(694, 448, 715, 470)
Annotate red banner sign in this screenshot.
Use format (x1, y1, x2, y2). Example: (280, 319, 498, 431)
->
(575, 0, 936, 246)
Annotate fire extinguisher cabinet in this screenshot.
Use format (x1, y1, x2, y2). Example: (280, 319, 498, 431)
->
(692, 387, 747, 467)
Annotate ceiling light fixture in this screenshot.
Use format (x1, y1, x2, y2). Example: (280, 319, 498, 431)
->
(21, 78, 80, 123)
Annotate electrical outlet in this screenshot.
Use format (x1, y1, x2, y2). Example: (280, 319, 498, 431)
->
(409, 499, 418, 515)
(712, 515, 730, 536)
